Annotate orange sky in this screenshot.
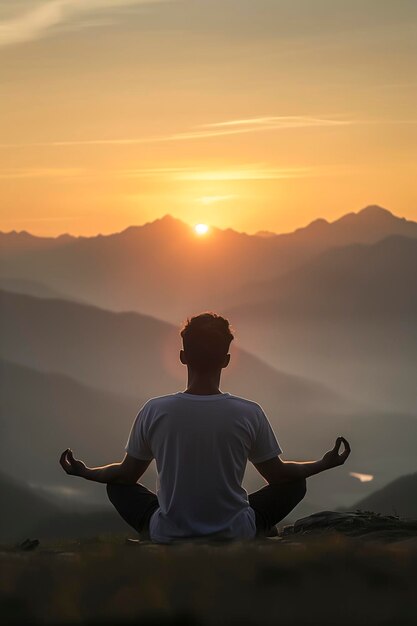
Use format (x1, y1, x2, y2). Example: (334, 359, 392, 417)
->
(1, 0, 416, 236)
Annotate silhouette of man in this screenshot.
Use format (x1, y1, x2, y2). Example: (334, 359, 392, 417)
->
(60, 312, 351, 542)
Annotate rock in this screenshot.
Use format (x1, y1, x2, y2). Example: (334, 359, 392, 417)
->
(18, 538, 40, 551)
(281, 511, 417, 541)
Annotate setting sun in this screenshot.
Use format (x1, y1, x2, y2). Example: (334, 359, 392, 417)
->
(194, 223, 209, 236)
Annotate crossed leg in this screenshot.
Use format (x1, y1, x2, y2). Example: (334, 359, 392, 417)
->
(107, 478, 306, 540)
(106, 483, 158, 539)
(248, 478, 307, 536)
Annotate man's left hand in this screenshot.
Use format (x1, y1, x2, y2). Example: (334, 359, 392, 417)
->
(321, 437, 351, 470)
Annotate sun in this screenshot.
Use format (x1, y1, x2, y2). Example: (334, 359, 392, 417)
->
(194, 223, 209, 236)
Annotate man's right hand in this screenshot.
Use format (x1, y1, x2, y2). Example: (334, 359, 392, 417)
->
(59, 449, 87, 478)
(321, 437, 351, 470)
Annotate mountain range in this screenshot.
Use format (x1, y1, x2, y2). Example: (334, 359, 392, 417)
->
(229, 234, 417, 319)
(353, 472, 417, 518)
(0, 470, 128, 542)
(1, 206, 416, 411)
(0, 290, 341, 414)
(226, 234, 417, 411)
(1, 205, 417, 320)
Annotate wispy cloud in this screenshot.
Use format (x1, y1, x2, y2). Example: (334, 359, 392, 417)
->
(200, 116, 348, 129)
(162, 116, 350, 141)
(0, 0, 165, 47)
(174, 167, 312, 181)
(0, 164, 312, 182)
(0, 167, 85, 178)
(200, 195, 237, 205)
(1, 215, 81, 222)
(0, 115, 352, 149)
(0, 162, 349, 182)
(2, 116, 415, 150)
(120, 165, 313, 181)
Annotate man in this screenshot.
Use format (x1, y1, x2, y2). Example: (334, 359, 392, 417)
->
(60, 312, 351, 543)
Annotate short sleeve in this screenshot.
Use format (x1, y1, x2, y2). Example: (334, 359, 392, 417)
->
(125, 403, 154, 461)
(248, 407, 282, 463)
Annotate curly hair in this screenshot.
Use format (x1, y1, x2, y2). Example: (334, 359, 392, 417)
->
(180, 312, 234, 372)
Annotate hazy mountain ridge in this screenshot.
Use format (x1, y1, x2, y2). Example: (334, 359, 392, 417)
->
(1, 206, 416, 319)
(0, 289, 342, 414)
(0, 471, 59, 542)
(0, 278, 83, 302)
(2, 205, 416, 249)
(286, 205, 417, 247)
(0, 230, 76, 256)
(0, 470, 128, 542)
(0, 359, 142, 492)
(353, 473, 417, 519)
(225, 234, 417, 411)
(229, 235, 417, 318)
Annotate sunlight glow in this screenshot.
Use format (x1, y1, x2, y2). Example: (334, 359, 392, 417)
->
(200, 195, 236, 205)
(350, 472, 374, 483)
(194, 223, 209, 236)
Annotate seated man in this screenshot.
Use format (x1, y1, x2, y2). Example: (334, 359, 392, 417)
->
(60, 312, 351, 543)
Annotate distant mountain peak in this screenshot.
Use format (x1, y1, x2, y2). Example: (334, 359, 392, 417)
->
(292, 217, 329, 236)
(306, 218, 329, 229)
(148, 214, 187, 229)
(118, 215, 187, 238)
(357, 205, 395, 219)
(155, 214, 178, 224)
(286, 204, 417, 249)
(333, 205, 403, 229)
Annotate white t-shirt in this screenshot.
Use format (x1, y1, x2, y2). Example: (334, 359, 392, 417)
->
(125, 392, 282, 543)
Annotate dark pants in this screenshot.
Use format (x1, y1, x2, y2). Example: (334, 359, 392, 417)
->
(107, 478, 306, 540)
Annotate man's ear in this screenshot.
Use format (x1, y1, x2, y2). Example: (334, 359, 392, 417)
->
(222, 354, 231, 369)
(180, 349, 187, 365)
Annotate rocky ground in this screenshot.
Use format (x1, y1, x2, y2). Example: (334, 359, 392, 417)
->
(1, 512, 416, 625)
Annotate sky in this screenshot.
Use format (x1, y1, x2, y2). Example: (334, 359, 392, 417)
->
(1, 0, 417, 236)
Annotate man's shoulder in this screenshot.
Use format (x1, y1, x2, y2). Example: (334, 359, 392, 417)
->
(142, 393, 179, 409)
(226, 394, 264, 413)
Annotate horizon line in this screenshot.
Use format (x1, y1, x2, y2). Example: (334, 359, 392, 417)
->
(0, 204, 402, 240)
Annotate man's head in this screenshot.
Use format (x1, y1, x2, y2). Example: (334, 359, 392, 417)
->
(180, 312, 234, 373)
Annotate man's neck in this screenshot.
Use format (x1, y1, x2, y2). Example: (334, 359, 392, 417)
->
(184, 369, 222, 395)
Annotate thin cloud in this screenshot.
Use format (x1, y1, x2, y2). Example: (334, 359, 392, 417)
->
(1, 215, 82, 222)
(0, 115, 353, 149)
(0, 167, 85, 179)
(200, 116, 348, 129)
(172, 167, 312, 181)
(163, 115, 350, 142)
(120, 167, 193, 177)
(202, 117, 281, 128)
(0, 163, 345, 182)
(0, 0, 165, 47)
(121, 165, 313, 181)
(200, 195, 237, 205)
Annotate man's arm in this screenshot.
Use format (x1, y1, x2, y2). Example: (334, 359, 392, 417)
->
(254, 437, 351, 484)
(59, 449, 151, 484)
